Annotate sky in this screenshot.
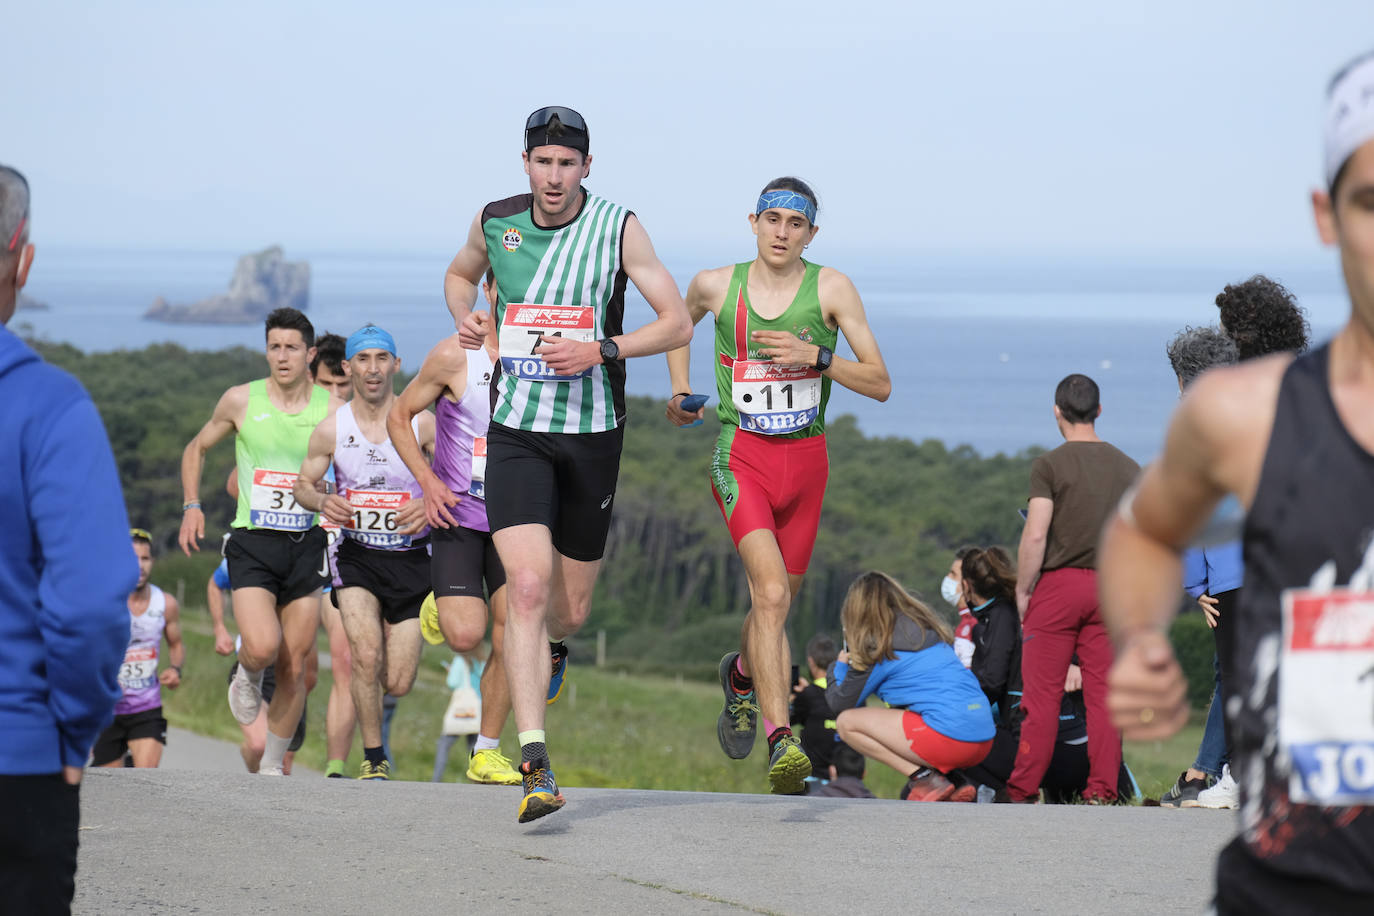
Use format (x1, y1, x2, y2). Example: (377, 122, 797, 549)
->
(6, 1, 1374, 262)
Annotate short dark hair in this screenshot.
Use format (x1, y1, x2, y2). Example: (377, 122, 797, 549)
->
(311, 332, 346, 377)
(265, 307, 315, 348)
(1215, 275, 1310, 359)
(831, 742, 866, 780)
(805, 633, 839, 671)
(1054, 374, 1100, 425)
(758, 176, 819, 222)
(1167, 325, 1238, 388)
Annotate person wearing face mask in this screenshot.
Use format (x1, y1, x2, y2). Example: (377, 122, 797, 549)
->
(943, 546, 977, 667)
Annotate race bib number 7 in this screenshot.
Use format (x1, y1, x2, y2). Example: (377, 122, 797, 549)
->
(731, 361, 822, 435)
(249, 469, 314, 531)
(498, 304, 596, 381)
(1279, 588, 1374, 805)
(341, 488, 413, 549)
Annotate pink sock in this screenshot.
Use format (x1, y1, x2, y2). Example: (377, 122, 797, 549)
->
(763, 718, 780, 736)
(734, 657, 748, 679)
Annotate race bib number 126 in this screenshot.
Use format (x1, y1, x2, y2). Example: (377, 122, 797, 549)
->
(498, 304, 596, 381)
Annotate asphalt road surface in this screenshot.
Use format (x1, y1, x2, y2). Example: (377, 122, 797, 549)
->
(75, 748, 1237, 915)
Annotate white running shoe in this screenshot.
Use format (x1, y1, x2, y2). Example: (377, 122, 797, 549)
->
(258, 764, 285, 776)
(227, 664, 264, 726)
(1191, 764, 1238, 809)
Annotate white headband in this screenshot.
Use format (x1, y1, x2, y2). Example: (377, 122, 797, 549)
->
(1325, 52, 1374, 188)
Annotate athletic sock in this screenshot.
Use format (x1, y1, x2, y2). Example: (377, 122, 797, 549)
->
(729, 658, 753, 694)
(762, 717, 781, 737)
(261, 730, 291, 771)
(324, 759, 345, 778)
(364, 745, 386, 767)
(519, 730, 548, 766)
(473, 734, 500, 753)
(767, 726, 793, 755)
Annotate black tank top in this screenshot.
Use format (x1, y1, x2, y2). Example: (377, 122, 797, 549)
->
(1223, 343, 1374, 898)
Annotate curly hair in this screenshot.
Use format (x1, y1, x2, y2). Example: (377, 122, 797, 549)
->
(1166, 325, 1238, 388)
(1216, 275, 1310, 359)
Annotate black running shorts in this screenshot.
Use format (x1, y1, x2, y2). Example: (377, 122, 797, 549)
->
(333, 536, 431, 625)
(430, 524, 506, 600)
(225, 527, 328, 604)
(90, 707, 168, 765)
(485, 423, 624, 562)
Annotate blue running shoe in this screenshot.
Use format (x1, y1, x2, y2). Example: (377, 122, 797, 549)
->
(518, 758, 566, 823)
(546, 641, 569, 705)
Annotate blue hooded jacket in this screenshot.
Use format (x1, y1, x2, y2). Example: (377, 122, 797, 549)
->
(0, 326, 136, 773)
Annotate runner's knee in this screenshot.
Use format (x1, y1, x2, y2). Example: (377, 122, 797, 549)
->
(505, 569, 550, 620)
(750, 579, 791, 617)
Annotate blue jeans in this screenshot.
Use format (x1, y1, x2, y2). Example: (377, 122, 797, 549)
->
(1192, 654, 1228, 777)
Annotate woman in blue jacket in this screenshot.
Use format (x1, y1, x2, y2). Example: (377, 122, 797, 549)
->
(826, 571, 994, 800)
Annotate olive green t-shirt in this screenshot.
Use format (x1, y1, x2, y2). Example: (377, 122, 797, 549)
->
(1029, 441, 1139, 571)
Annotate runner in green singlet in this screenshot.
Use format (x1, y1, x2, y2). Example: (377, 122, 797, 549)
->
(178, 307, 343, 776)
(665, 177, 891, 794)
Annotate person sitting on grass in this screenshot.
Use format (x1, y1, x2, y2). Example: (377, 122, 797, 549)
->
(807, 742, 875, 799)
(826, 570, 995, 801)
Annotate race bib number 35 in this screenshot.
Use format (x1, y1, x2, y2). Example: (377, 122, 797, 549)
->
(1279, 588, 1374, 805)
(469, 436, 487, 500)
(731, 361, 821, 435)
(249, 469, 314, 531)
(341, 488, 412, 549)
(119, 646, 158, 691)
(498, 304, 596, 381)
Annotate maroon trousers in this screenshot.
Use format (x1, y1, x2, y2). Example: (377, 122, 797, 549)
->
(1007, 567, 1122, 801)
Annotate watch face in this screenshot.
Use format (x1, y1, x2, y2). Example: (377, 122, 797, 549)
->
(601, 339, 619, 361)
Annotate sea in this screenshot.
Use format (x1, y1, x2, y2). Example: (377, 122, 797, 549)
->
(14, 247, 1349, 464)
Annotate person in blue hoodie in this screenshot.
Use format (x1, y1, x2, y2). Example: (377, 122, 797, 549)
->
(826, 570, 995, 801)
(0, 164, 137, 914)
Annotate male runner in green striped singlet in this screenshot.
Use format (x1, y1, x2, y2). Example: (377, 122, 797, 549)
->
(444, 106, 691, 822)
(178, 307, 343, 776)
(666, 177, 891, 794)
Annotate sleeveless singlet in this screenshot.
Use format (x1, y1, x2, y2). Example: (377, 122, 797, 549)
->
(115, 585, 167, 716)
(1225, 343, 1374, 893)
(481, 190, 631, 435)
(233, 379, 330, 531)
(332, 402, 428, 550)
(713, 260, 836, 439)
(432, 346, 496, 533)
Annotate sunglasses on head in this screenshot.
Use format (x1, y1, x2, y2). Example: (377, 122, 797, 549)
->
(131, 528, 152, 542)
(2, 166, 29, 253)
(525, 106, 587, 133)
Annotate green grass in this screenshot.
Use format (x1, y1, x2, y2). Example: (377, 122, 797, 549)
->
(165, 611, 1206, 800)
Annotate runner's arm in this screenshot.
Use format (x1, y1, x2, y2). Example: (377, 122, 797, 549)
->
(388, 345, 462, 528)
(294, 416, 352, 525)
(665, 268, 725, 426)
(159, 596, 184, 688)
(1014, 497, 1052, 616)
(206, 576, 234, 655)
(819, 270, 891, 401)
(178, 385, 247, 555)
(445, 212, 490, 343)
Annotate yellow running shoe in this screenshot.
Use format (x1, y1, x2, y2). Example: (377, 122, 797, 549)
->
(467, 748, 522, 785)
(420, 592, 443, 646)
(359, 758, 391, 780)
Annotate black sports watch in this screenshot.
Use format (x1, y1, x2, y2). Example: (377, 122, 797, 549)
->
(599, 338, 621, 362)
(813, 345, 833, 372)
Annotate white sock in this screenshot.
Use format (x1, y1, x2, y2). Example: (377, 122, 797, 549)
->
(261, 730, 292, 771)
(474, 734, 500, 752)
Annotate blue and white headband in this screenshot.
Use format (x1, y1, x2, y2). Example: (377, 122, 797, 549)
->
(756, 189, 817, 225)
(1325, 51, 1374, 188)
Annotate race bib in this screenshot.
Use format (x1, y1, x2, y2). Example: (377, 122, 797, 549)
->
(249, 468, 314, 531)
(469, 435, 487, 500)
(731, 361, 822, 435)
(497, 304, 596, 381)
(341, 488, 413, 549)
(1279, 587, 1374, 805)
(118, 646, 158, 691)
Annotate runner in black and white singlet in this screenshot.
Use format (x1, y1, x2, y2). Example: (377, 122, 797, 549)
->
(295, 325, 432, 781)
(91, 529, 185, 769)
(178, 308, 342, 776)
(389, 269, 521, 787)
(1099, 51, 1374, 912)
(442, 107, 691, 822)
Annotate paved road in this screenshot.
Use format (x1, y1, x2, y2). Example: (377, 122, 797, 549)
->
(75, 764, 1237, 914)
(159, 727, 317, 774)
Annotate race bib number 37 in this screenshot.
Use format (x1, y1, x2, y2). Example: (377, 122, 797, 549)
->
(1279, 588, 1374, 805)
(249, 469, 314, 531)
(498, 304, 596, 381)
(731, 361, 822, 436)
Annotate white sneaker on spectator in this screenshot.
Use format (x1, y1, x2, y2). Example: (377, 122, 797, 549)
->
(1191, 764, 1237, 808)
(227, 664, 264, 726)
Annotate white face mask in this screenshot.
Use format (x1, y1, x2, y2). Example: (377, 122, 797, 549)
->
(940, 575, 961, 607)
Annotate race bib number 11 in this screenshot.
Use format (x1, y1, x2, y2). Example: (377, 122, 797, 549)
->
(731, 361, 822, 435)
(1279, 588, 1374, 805)
(498, 304, 596, 381)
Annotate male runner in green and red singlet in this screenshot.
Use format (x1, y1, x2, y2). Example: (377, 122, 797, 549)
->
(666, 178, 891, 794)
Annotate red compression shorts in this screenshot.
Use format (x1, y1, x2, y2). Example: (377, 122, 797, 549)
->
(709, 425, 828, 575)
(902, 711, 994, 772)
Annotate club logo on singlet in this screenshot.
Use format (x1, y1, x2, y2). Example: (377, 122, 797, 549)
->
(502, 228, 522, 251)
